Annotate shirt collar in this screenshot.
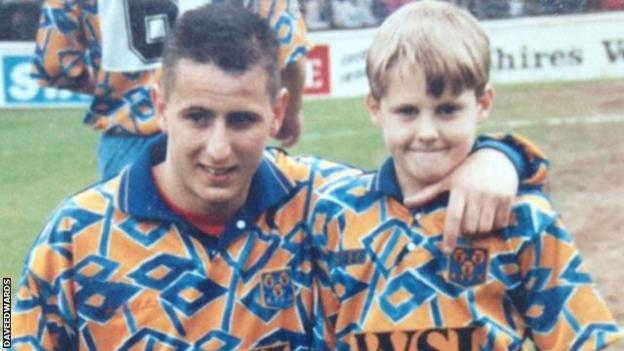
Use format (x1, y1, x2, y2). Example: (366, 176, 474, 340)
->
(371, 157, 449, 210)
(117, 135, 294, 247)
(371, 157, 404, 202)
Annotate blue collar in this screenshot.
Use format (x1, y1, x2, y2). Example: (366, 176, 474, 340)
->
(371, 157, 449, 209)
(371, 158, 404, 202)
(117, 134, 293, 248)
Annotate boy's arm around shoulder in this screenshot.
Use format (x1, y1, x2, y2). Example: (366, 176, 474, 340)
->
(405, 133, 549, 251)
(510, 189, 624, 350)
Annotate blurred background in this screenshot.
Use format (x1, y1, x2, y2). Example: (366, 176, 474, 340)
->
(0, 0, 623, 39)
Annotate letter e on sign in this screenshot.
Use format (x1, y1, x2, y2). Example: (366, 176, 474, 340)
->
(305, 45, 330, 95)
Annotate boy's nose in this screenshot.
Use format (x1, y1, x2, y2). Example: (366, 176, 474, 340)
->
(415, 117, 439, 143)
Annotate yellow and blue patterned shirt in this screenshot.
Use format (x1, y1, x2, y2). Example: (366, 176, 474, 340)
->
(12, 135, 356, 350)
(31, 0, 308, 136)
(11, 133, 557, 350)
(310, 135, 623, 350)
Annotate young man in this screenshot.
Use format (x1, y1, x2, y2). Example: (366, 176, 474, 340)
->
(14, 4, 548, 350)
(310, 2, 623, 350)
(32, 0, 307, 179)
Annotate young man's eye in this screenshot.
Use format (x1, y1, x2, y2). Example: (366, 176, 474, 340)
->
(185, 110, 213, 124)
(228, 112, 258, 128)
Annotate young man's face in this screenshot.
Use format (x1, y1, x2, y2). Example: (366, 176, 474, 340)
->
(367, 66, 493, 195)
(154, 59, 286, 217)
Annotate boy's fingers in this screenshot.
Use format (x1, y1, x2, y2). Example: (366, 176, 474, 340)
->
(404, 176, 450, 207)
(461, 193, 480, 235)
(477, 198, 497, 234)
(442, 191, 465, 253)
(493, 197, 513, 229)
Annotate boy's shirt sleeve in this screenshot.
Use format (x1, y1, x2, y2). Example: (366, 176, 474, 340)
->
(31, 1, 94, 93)
(512, 192, 623, 350)
(474, 133, 549, 187)
(12, 205, 78, 350)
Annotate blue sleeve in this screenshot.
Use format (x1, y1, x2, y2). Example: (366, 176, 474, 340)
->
(473, 134, 549, 186)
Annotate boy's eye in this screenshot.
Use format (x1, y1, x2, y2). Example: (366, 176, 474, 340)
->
(397, 105, 419, 117)
(436, 103, 460, 116)
(228, 111, 259, 128)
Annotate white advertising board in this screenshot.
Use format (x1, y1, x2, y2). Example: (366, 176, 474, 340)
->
(303, 11, 624, 98)
(1, 12, 623, 107)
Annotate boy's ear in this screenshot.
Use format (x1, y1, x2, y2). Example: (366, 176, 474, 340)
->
(152, 83, 169, 133)
(366, 94, 382, 127)
(477, 84, 494, 123)
(270, 87, 289, 137)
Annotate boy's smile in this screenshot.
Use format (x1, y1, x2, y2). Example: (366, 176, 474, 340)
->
(367, 66, 493, 197)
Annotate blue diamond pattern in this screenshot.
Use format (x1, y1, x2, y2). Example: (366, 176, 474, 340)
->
(128, 253, 195, 289)
(523, 286, 574, 332)
(74, 255, 119, 285)
(75, 281, 140, 323)
(118, 217, 169, 247)
(161, 273, 227, 317)
(560, 255, 592, 284)
(195, 330, 241, 350)
(241, 285, 280, 322)
(379, 271, 436, 322)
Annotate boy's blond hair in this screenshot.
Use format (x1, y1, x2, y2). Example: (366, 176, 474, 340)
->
(367, 0, 490, 100)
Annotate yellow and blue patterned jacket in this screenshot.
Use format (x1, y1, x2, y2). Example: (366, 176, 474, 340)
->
(12, 135, 355, 350)
(310, 135, 623, 350)
(31, 0, 307, 136)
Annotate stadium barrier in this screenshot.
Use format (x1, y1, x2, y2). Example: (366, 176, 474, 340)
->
(0, 42, 90, 108)
(304, 10, 624, 98)
(1, 11, 623, 108)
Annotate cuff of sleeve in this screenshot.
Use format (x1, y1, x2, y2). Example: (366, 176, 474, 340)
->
(473, 138, 529, 180)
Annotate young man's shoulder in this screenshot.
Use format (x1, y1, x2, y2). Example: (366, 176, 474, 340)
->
(22, 177, 124, 258)
(44, 176, 124, 230)
(266, 147, 363, 185)
(310, 170, 383, 222)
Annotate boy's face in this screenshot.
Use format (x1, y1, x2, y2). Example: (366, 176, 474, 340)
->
(154, 59, 287, 216)
(367, 66, 493, 195)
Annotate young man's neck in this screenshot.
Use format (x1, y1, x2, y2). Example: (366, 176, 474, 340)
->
(152, 163, 243, 222)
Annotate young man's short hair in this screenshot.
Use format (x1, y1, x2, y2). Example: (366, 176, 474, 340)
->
(161, 4, 281, 101)
(366, 0, 490, 100)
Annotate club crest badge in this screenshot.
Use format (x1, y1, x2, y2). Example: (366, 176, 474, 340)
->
(261, 269, 295, 309)
(448, 246, 489, 287)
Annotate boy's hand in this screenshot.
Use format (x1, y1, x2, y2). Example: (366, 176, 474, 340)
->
(404, 148, 518, 252)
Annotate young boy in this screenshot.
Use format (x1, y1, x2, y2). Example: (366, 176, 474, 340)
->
(310, 1, 623, 349)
